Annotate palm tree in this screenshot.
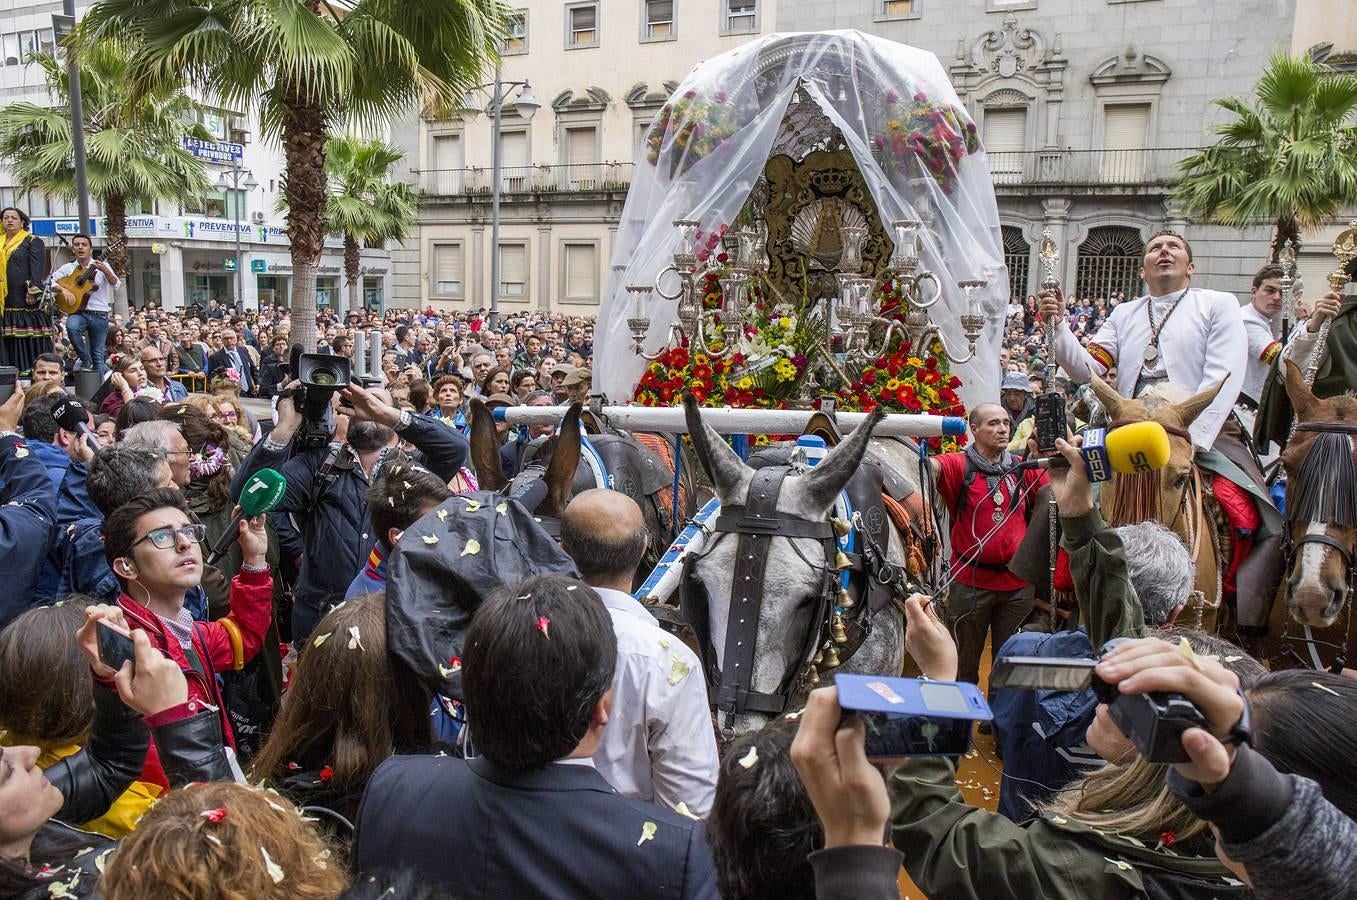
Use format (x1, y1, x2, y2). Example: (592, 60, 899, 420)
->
(85, 0, 505, 350)
(294, 136, 417, 313)
(1176, 50, 1357, 259)
(0, 38, 213, 318)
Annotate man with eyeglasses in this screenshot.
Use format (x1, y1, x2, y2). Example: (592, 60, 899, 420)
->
(139, 346, 188, 404)
(90, 486, 271, 789)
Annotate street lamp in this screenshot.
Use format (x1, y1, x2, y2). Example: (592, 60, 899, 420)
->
(468, 65, 539, 330)
(217, 164, 259, 310)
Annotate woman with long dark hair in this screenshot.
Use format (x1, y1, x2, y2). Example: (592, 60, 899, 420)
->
(0, 207, 50, 373)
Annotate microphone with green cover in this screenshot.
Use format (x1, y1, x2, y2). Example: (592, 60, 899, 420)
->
(206, 468, 287, 565)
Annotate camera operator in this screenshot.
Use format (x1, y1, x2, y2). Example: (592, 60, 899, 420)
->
(231, 378, 468, 641)
(990, 434, 1240, 820)
(0, 389, 57, 628)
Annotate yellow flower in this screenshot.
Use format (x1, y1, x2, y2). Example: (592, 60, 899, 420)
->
(694, 353, 709, 366)
(773, 359, 798, 382)
(778, 316, 792, 329)
(906, 357, 925, 369)
(736, 376, 754, 390)
(885, 378, 901, 391)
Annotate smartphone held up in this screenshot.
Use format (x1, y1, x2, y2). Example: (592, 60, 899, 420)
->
(836, 674, 993, 760)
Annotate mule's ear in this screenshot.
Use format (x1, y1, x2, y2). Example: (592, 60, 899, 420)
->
(1173, 379, 1225, 428)
(540, 403, 582, 517)
(1089, 374, 1124, 422)
(798, 407, 884, 513)
(468, 398, 508, 492)
(683, 392, 751, 503)
(1282, 358, 1318, 422)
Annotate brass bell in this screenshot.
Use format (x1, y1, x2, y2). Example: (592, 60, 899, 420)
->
(807, 665, 821, 686)
(813, 649, 824, 666)
(822, 644, 841, 669)
(834, 550, 852, 571)
(831, 614, 848, 644)
(836, 588, 854, 609)
(832, 517, 852, 537)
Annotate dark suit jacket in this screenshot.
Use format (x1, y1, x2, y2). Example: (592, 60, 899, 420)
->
(4, 233, 45, 308)
(353, 754, 719, 900)
(208, 346, 258, 392)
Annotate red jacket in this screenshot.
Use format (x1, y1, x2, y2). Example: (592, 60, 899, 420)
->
(115, 569, 273, 788)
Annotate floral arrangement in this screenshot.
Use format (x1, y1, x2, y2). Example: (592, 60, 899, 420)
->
(644, 89, 742, 179)
(631, 242, 967, 450)
(870, 91, 980, 195)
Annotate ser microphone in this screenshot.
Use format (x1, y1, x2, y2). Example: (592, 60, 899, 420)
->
(1020, 421, 1172, 483)
(205, 468, 288, 566)
(51, 395, 101, 455)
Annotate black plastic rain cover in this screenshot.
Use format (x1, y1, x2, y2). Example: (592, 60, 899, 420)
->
(385, 490, 580, 698)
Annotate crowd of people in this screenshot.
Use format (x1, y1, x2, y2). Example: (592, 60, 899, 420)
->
(0, 211, 1354, 900)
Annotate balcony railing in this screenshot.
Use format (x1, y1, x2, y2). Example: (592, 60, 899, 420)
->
(986, 148, 1199, 187)
(422, 162, 635, 197)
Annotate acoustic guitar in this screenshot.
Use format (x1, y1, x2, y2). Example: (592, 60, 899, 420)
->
(55, 237, 125, 315)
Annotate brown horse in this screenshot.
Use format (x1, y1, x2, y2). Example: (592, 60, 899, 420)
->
(1089, 376, 1225, 630)
(1265, 360, 1357, 671)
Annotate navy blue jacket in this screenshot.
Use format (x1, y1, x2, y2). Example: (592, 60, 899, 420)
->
(230, 413, 467, 633)
(56, 460, 98, 525)
(0, 434, 58, 627)
(354, 754, 718, 899)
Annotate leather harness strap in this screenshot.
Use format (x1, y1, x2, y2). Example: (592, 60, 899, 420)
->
(1295, 421, 1357, 435)
(710, 467, 835, 719)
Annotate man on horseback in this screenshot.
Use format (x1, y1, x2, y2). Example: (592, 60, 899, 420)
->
(1254, 283, 1352, 454)
(1038, 231, 1281, 623)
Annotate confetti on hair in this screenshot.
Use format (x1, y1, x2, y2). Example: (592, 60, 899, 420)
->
(1313, 681, 1341, 697)
(461, 539, 481, 557)
(261, 847, 285, 884)
(637, 821, 657, 846)
(312, 632, 332, 648)
(566, 585, 577, 592)
(265, 799, 289, 815)
(347, 626, 366, 651)
(738, 746, 759, 769)
(536, 615, 551, 639)
(387, 497, 395, 507)
(461, 498, 482, 513)
(437, 508, 448, 521)
(667, 653, 691, 686)
(422, 534, 439, 545)
(319, 766, 334, 783)
(201, 807, 228, 823)
(496, 502, 508, 515)
(403, 481, 412, 490)
(205, 834, 223, 847)
(1175, 638, 1216, 673)
(784, 709, 803, 720)
(674, 803, 699, 821)
(1224, 655, 1243, 663)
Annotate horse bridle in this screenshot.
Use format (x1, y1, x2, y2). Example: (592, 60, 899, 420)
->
(678, 465, 899, 736)
(1280, 421, 1357, 671)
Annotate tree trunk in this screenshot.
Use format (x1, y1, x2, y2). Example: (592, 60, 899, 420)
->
(280, 87, 328, 351)
(1270, 213, 1302, 262)
(104, 191, 131, 318)
(345, 234, 361, 313)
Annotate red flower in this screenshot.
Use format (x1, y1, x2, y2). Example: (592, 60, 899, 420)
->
(925, 356, 939, 370)
(861, 371, 877, 386)
(201, 807, 228, 823)
(319, 766, 334, 783)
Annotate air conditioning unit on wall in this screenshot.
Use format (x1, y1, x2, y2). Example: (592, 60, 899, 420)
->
(251, 211, 265, 224)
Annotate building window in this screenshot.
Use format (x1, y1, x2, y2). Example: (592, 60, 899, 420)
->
(183, 188, 246, 219)
(642, 0, 674, 41)
(432, 243, 465, 297)
(874, 0, 918, 21)
(498, 129, 530, 191)
(986, 0, 1036, 11)
(1100, 103, 1151, 182)
(1076, 226, 1144, 304)
(504, 10, 528, 54)
(498, 242, 529, 300)
(561, 242, 600, 303)
(566, 2, 599, 49)
(722, 0, 759, 34)
(983, 107, 1027, 180)
(562, 126, 600, 188)
(1002, 226, 1031, 301)
(0, 28, 55, 65)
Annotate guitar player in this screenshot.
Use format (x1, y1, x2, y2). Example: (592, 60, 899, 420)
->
(50, 233, 119, 376)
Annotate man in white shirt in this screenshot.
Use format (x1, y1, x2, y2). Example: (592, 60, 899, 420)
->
(1038, 230, 1247, 452)
(561, 488, 719, 818)
(50, 234, 119, 375)
(1240, 264, 1284, 408)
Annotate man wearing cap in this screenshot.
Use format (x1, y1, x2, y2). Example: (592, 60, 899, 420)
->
(482, 392, 520, 480)
(999, 372, 1035, 435)
(549, 365, 573, 403)
(562, 367, 591, 405)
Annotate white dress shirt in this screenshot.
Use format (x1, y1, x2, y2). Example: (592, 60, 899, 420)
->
(1239, 302, 1281, 403)
(591, 585, 719, 817)
(49, 259, 119, 313)
(1052, 287, 1247, 451)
